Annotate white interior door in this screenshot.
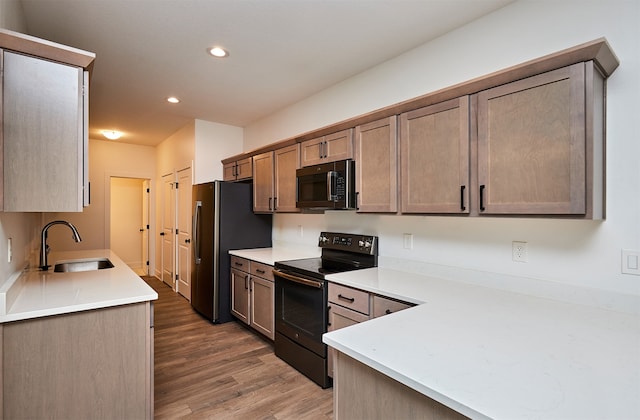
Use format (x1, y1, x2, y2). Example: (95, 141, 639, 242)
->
(176, 167, 192, 300)
(161, 173, 175, 288)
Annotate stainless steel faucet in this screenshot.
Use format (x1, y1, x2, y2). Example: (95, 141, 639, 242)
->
(39, 220, 82, 270)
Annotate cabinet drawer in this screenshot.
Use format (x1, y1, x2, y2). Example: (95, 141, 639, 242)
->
(230, 256, 249, 272)
(250, 261, 274, 281)
(328, 283, 370, 315)
(372, 295, 413, 318)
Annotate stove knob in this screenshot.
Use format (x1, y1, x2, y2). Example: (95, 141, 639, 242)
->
(358, 240, 365, 247)
(319, 235, 329, 244)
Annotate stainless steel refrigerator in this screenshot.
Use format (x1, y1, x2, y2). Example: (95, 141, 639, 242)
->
(191, 181, 272, 323)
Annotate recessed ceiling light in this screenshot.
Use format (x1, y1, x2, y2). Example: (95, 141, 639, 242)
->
(101, 130, 122, 140)
(208, 46, 228, 58)
(167, 96, 180, 104)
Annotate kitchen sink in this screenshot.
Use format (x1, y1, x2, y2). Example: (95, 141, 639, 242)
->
(53, 258, 114, 273)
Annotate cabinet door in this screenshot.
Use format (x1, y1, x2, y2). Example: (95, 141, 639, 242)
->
(328, 282, 370, 316)
(476, 63, 586, 215)
(274, 144, 300, 212)
(300, 136, 326, 167)
(223, 162, 237, 181)
(355, 116, 398, 213)
(252, 151, 275, 213)
(372, 295, 413, 318)
(324, 129, 353, 163)
(327, 304, 369, 378)
(400, 97, 470, 213)
(300, 129, 353, 167)
(3, 51, 84, 212)
(236, 157, 253, 180)
(3, 303, 152, 419)
(230, 268, 250, 324)
(250, 276, 275, 340)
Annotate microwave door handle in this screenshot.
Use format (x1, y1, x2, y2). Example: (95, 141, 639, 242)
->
(327, 171, 337, 201)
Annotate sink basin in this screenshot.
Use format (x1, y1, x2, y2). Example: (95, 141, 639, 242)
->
(53, 258, 115, 273)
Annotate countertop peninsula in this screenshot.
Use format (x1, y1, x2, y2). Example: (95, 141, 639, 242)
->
(323, 267, 640, 419)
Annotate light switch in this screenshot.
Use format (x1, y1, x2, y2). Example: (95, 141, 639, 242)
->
(403, 233, 413, 249)
(622, 249, 640, 276)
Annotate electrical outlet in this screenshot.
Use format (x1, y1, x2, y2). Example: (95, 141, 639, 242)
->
(7, 238, 12, 263)
(298, 225, 304, 237)
(403, 233, 413, 249)
(622, 249, 640, 275)
(512, 241, 528, 262)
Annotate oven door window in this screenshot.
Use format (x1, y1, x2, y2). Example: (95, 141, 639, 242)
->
(275, 274, 327, 357)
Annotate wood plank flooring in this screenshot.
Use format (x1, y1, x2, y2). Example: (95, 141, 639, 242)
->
(143, 276, 333, 419)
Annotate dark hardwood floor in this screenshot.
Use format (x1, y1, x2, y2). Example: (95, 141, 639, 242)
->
(143, 276, 333, 419)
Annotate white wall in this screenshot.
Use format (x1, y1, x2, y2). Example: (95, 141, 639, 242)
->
(0, 0, 25, 32)
(248, 0, 640, 297)
(194, 119, 243, 184)
(44, 139, 157, 271)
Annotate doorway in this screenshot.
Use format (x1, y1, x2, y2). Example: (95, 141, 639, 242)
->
(110, 176, 151, 275)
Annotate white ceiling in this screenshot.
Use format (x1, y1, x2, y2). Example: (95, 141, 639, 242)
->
(20, 0, 512, 146)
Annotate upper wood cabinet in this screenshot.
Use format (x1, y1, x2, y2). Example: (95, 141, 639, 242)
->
(400, 97, 470, 214)
(220, 39, 616, 219)
(2, 49, 90, 212)
(300, 129, 353, 167)
(273, 144, 300, 212)
(354, 117, 398, 213)
(475, 61, 604, 218)
(252, 152, 274, 213)
(252, 144, 300, 213)
(223, 157, 252, 182)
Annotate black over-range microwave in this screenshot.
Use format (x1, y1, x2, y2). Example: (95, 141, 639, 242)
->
(296, 159, 356, 210)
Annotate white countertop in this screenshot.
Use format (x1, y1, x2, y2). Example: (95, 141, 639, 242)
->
(0, 249, 158, 323)
(229, 246, 320, 266)
(323, 267, 640, 419)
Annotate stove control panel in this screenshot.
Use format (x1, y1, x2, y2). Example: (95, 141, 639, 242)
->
(318, 232, 378, 255)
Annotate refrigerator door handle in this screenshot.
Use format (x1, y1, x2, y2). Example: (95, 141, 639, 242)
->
(193, 200, 202, 264)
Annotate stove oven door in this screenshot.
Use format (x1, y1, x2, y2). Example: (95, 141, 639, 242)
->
(274, 269, 327, 357)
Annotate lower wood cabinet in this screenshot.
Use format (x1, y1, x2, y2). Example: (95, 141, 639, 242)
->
(372, 295, 414, 318)
(327, 283, 371, 378)
(333, 352, 467, 420)
(230, 256, 275, 340)
(327, 283, 415, 378)
(231, 266, 250, 324)
(0, 302, 154, 419)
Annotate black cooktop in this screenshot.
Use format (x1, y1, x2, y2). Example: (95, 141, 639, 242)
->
(274, 232, 379, 280)
(274, 257, 361, 280)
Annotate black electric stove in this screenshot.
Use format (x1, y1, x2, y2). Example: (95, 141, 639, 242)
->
(273, 232, 378, 388)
